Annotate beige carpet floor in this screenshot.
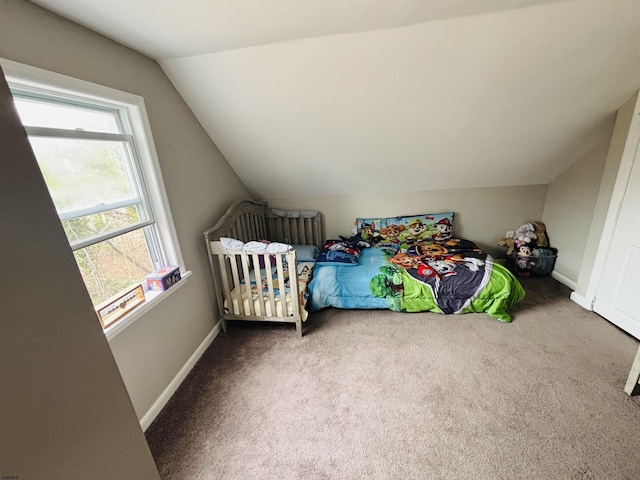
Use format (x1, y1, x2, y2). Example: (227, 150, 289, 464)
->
(145, 276, 640, 479)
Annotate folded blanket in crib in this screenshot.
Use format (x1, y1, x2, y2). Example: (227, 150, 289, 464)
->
(222, 238, 293, 255)
(220, 236, 245, 252)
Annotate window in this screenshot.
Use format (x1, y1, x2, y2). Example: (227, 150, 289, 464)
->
(3, 59, 187, 336)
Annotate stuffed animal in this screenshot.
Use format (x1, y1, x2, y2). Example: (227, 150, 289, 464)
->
(497, 237, 517, 256)
(531, 221, 549, 247)
(514, 241, 535, 277)
(340, 233, 370, 249)
(514, 223, 537, 244)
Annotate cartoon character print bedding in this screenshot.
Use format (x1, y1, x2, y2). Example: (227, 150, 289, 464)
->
(309, 213, 525, 322)
(372, 239, 513, 318)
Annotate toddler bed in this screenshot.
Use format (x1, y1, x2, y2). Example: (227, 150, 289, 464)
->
(308, 212, 525, 322)
(204, 199, 323, 337)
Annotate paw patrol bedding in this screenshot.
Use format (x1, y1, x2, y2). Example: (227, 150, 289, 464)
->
(356, 212, 455, 245)
(308, 238, 525, 322)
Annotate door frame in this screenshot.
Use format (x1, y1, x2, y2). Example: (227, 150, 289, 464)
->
(571, 92, 640, 311)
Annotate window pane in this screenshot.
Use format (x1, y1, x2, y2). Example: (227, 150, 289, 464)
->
(63, 205, 144, 244)
(74, 227, 154, 306)
(13, 97, 120, 133)
(28, 137, 143, 215)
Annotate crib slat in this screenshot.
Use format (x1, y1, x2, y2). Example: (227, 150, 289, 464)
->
(249, 212, 256, 240)
(240, 252, 255, 316)
(274, 254, 288, 316)
(290, 217, 299, 244)
(286, 217, 293, 244)
(298, 217, 306, 245)
(264, 259, 277, 317)
(229, 254, 244, 315)
(266, 216, 275, 241)
(217, 254, 232, 316)
(259, 215, 268, 240)
(237, 214, 243, 241)
(305, 220, 313, 247)
(242, 212, 253, 242)
(286, 250, 300, 317)
(277, 218, 285, 243)
(314, 215, 323, 248)
(251, 253, 266, 316)
(280, 217, 286, 243)
(234, 220, 241, 241)
(251, 215, 258, 240)
(240, 214, 249, 241)
(244, 213, 251, 240)
(249, 214, 255, 240)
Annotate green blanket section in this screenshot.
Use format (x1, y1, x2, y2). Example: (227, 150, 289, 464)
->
(399, 262, 525, 322)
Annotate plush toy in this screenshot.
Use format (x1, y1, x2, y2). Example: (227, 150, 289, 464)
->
(514, 223, 537, 244)
(497, 237, 517, 256)
(531, 221, 549, 247)
(340, 233, 370, 249)
(514, 241, 536, 277)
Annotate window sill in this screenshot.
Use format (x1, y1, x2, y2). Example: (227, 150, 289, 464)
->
(104, 270, 192, 341)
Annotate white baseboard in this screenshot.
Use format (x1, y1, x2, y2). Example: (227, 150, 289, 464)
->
(551, 270, 577, 291)
(570, 291, 593, 311)
(140, 320, 223, 431)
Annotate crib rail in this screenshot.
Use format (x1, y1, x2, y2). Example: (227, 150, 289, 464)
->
(203, 199, 324, 248)
(204, 199, 269, 243)
(266, 210, 324, 249)
(207, 242, 302, 335)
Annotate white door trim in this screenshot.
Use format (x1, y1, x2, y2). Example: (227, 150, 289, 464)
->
(581, 92, 640, 310)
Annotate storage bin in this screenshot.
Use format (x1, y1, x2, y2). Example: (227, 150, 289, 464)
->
(146, 266, 181, 291)
(531, 247, 557, 276)
(508, 247, 557, 276)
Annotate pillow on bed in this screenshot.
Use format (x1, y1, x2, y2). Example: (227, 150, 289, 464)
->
(356, 212, 455, 245)
(315, 239, 361, 266)
(292, 244, 320, 262)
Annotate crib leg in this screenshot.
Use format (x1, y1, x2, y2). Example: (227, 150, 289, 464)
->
(296, 319, 303, 338)
(221, 318, 228, 334)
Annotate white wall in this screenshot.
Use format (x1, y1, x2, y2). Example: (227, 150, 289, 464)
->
(0, 67, 160, 479)
(541, 134, 613, 285)
(268, 184, 548, 258)
(0, 0, 250, 425)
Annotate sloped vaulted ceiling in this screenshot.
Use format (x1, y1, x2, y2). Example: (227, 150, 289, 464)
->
(30, 0, 640, 199)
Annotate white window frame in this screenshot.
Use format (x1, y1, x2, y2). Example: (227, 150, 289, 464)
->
(1, 58, 190, 340)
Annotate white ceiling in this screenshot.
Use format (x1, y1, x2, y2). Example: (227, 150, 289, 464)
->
(31, 0, 560, 59)
(31, 0, 640, 199)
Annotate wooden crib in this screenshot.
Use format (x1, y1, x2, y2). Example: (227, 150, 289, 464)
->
(204, 199, 323, 337)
